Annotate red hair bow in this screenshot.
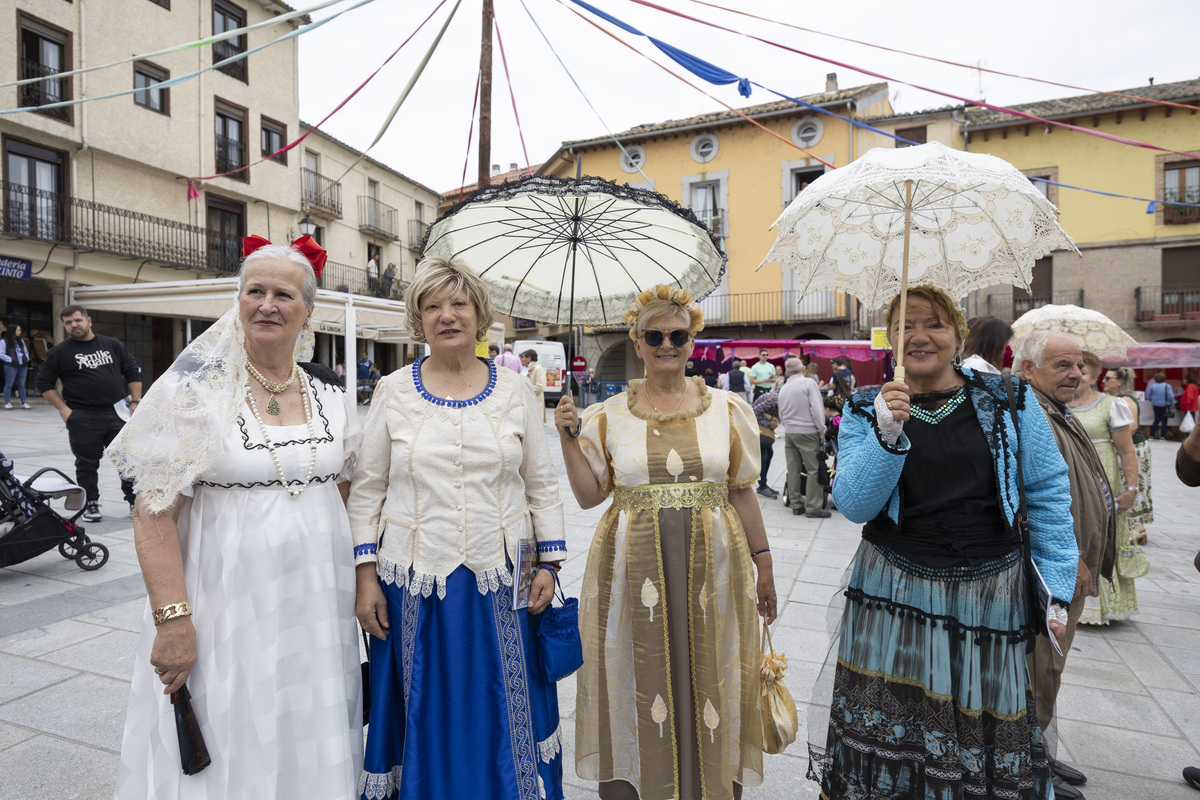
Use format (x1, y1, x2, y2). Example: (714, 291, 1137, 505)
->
(242, 235, 327, 280)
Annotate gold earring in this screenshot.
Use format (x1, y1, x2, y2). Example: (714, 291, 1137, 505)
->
(303, 319, 312, 332)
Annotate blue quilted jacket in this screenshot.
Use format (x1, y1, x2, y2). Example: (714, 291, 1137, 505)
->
(831, 368, 1079, 601)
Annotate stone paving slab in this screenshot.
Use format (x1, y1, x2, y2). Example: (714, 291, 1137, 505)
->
(0, 407, 1198, 797)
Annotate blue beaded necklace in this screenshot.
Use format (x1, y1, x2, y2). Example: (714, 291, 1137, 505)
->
(908, 385, 967, 425)
(412, 356, 497, 408)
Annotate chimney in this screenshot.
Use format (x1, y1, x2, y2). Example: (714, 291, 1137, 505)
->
(826, 72, 838, 93)
(491, 163, 501, 177)
(510, 162, 518, 171)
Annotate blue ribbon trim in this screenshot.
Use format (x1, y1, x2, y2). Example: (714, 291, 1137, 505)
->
(354, 543, 378, 558)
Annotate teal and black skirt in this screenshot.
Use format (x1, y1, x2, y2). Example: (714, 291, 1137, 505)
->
(807, 541, 1054, 800)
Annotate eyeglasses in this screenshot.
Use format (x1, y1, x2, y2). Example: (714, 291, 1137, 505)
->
(1103, 375, 1119, 381)
(642, 329, 691, 348)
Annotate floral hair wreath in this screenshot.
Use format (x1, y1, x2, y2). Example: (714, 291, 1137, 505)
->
(623, 285, 705, 342)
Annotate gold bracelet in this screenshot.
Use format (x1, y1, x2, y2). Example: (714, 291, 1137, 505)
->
(153, 601, 192, 626)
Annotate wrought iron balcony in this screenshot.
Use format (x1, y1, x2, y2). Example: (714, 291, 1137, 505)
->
(318, 259, 405, 299)
(691, 207, 727, 237)
(698, 289, 846, 326)
(984, 291, 1084, 322)
(358, 196, 400, 241)
(1, 179, 240, 273)
(20, 60, 68, 121)
(1164, 189, 1200, 225)
(213, 39, 247, 81)
(1136, 285, 1200, 322)
(215, 134, 248, 182)
(303, 168, 342, 218)
(407, 219, 430, 251)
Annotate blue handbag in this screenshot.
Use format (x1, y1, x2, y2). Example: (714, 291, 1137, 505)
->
(536, 571, 583, 682)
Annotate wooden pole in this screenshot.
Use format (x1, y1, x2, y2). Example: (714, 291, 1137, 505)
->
(894, 179, 914, 384)
(477, 0, 494, 188)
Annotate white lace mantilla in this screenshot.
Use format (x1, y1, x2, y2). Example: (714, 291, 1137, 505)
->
(377, 556, 514, 600)
(107, 305, 315, 514)
(358, 766, 403, 800)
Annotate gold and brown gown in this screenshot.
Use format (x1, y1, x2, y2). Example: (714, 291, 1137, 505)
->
(575, 378, 764, 800)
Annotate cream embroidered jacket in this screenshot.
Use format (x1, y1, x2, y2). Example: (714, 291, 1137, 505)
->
(348, 360, 566, 598)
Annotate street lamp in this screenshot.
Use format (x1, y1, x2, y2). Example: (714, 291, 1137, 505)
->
(298, 214, 316, 237)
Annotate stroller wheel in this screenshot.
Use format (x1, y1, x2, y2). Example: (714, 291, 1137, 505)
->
(58, 539, 78, 559)
(75, 541, 109, 571)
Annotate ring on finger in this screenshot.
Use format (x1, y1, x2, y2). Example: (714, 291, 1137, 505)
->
(886, 401, 894, 410)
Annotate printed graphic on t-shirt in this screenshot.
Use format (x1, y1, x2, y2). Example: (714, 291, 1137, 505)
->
(76, 350, 115, 370)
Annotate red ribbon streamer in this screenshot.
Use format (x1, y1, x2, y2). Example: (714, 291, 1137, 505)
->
(457, 68, 484, 201)
(242, 234, 328, 280)
(494, 13, 532, 176)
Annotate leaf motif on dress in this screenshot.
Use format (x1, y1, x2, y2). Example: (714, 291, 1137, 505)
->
(651, 693, 668, 737)
(703, 698, 720, 743)
(642, 577, 660, 622)
(698, 581, 708, 625)
(666, 448, 684, 482)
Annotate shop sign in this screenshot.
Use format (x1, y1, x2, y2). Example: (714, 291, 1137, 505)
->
(0, 256, 32, 280)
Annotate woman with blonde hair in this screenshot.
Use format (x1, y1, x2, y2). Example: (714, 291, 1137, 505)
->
(555, 285, 775, 800)
(350, 257, 567, 799)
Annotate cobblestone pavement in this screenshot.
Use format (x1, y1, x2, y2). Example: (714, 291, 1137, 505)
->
(1, 404, 1198, 799)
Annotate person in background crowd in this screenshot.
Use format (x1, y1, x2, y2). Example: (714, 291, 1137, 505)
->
(830, 357, 855, 401)
(36, 305, 142, 522)
(773, 364, 786, 391)
(738, 358, 754, 401)
(497, 342, 523, 374)
(727, 358, 747, 398)
(822, 395, 843, 455)
(357, 351, 376, 405)
(381, 262, 396, 298)
(350, 257, 565, 800)
(334, 360, 346, 380)
(108, 237, 363, 800)
(749, 348, 777, 400)
(366, 253, 379, 296)
(521, 348, 547, 421)
(703, 367, 717, 388)
(555, 284, 775, 800)
(962, 316, 1013, 375)
(1, 323, 33, 409)
(1177, 416, 1200, 793)
(1071, 351, 1140, 629)
(778, 356, 828, 518)
(750, 382, 781, 499)
(1181, 374, 1199, 428)
(1105, 367, 1153, 545)
(811, 288, 1075, 800)
(581, 366, 598, 406)
(1145, 371, 1175, 440)
(1018, 331, 1115, 800)
(488, 344, 500, 360)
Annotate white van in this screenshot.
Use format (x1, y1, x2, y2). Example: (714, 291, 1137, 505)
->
(513, 339, 566, 406)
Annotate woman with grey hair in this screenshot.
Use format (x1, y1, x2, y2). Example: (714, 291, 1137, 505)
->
(350, 257, 567, 799)
(109, 235, 366, 797)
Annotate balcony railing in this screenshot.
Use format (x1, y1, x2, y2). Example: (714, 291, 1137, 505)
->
(408, 219, 430, 251)
(691, 207, 727, 237)
(20, 60, 68, 121)
(318, 260, 405, 299)
(1164, 189, 1200, 225)
(1, 180, 240, 273)
(213, 39, 247, 81)
(985, 291, 1084, 322)
(1136, 284, 1200, 322)
(215, 134, 248, 182)
(303, 168, 342, 218)
(698, 289, 844, 326)
(358, 196, 400, 241)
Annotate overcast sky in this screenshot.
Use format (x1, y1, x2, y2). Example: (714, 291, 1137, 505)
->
(297, 0, 1195, 194)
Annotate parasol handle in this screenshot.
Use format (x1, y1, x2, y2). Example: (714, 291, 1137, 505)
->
(893, 179, 914, 385)
(565, 421, 581, 438)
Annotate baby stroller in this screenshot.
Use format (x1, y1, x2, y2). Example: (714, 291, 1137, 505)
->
(0, 450, 109, 572)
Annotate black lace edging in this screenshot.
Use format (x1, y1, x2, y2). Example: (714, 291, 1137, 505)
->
(842, 586, 1035, 645)
(237, 374, 334, 450)
(196, 473, 340, 490)
(423, 174, 728, 298)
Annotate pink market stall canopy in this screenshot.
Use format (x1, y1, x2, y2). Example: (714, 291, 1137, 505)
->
(802, 339, 891, 388)
(1102, 342, 1200, 370)
(722, 339, 805, 366)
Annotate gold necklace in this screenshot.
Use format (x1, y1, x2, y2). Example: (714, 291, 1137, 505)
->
(645, 381, 688, 415)
(246, 361, 297, 415)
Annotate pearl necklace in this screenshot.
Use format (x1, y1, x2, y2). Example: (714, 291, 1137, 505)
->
(245, 374, 317, 498)
(246, 361, 297, 415)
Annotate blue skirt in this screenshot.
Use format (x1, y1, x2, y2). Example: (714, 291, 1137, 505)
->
(808, 542, 1053, 800)
(359, 565, 563, 800)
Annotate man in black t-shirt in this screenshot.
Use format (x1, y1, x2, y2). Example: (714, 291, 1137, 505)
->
(36, 305, 142, 522)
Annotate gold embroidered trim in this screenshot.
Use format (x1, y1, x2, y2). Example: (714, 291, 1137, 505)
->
(613, 481, 728, 511)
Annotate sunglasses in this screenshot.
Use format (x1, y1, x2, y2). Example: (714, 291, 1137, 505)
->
(642, 329, 691, 348)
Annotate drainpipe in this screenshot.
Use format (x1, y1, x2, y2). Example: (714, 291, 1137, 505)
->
(847, 99, 856, 163)
(952, 108, 969, 151)
(79, 0, 88, 155)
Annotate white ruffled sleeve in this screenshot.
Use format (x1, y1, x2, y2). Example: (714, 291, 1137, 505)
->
(1108, 395, 1135, 431)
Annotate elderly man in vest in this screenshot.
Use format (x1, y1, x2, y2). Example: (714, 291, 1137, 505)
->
(1017, 330, 1116, 800)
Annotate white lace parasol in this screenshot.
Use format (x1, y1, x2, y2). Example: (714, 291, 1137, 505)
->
(759, 141, 1079, 311)
(1011, 303, 1138, 359)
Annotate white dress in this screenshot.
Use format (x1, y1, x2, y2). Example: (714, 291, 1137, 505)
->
(115, 372, 363, 800)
